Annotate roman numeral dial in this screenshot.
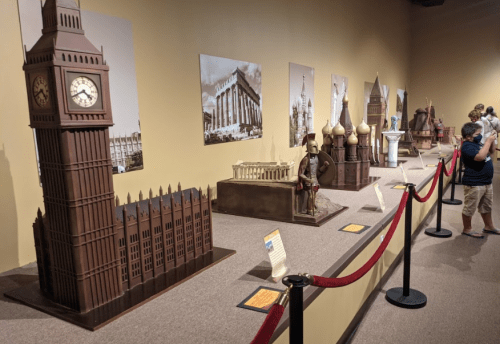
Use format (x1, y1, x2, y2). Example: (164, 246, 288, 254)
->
(70, 76, 98, 108)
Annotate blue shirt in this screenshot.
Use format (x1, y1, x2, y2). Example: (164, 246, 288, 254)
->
(461, 141, 494, 186)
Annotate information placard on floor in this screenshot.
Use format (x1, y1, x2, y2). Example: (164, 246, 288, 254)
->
(237, 287, 283, 313)
(338, 223, 370, 234)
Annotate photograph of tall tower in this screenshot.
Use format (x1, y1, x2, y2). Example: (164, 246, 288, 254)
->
(17, 0, 143, 175)
(200, 54, 263, 145)
(289, 63, 315, 147)
(396, 88, 405, 120)
(331, 74, 348, 126)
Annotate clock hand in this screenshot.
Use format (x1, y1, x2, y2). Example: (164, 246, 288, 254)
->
(35, 89, 43, 98)
(81, 90, 93, 100)
(72, 90, 85, 98)
(40, 89, 48, 100)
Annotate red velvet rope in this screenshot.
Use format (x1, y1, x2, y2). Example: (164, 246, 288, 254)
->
(443, 150, 458, 177)
(413, 162, 443, 203)
(250, 304, 285, 344)
(311, 191, 409, 288)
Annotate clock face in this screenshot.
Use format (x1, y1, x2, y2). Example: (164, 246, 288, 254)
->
(70, 76, 99, 108)
(32, 75, 50, 108)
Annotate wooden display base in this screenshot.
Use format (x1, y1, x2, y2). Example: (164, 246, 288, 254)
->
(4, 247, 236, 331)
(215, 179, 348, 226)
(293, 206, 348, 227)
(320, 176, 381, 192)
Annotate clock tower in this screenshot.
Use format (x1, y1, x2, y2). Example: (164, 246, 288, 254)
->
(24, 0, 122, 312)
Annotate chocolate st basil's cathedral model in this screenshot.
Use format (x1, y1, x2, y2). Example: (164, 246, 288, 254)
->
(7, 0, 232, 327)
(319, 95, 376, 190)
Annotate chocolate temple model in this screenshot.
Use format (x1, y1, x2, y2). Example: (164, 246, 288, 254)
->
(9, 0, 233, 325)
(319, 95, 376, 190)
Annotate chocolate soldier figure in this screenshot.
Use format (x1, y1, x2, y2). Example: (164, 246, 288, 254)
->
(297, 133, 329, 215)
(436, 118, 444, 142)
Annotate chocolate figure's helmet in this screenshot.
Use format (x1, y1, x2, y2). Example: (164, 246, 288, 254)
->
(302, 133, 319, 154)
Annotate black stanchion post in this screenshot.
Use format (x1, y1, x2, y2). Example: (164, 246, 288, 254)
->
(282, 275, 310, 344)
(425, 158, 453, 238)
(386, 184, 427, 308)
(443, 153, 463, 205)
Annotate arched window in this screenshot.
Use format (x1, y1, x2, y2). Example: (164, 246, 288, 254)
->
(74, 55, 77, 62)
(62, 54, 65, 61)
(68, 55, 71, 62)
(64, 14, 67, 27)
(72, 16, 76, 28)
(85, 56, 88, 64)
(76, 18, 79, 29)
(60, 14, 63, 25)
(80, 56, 83, 63)
(90, 57, 94, 64)
(95, 58, 99, 64)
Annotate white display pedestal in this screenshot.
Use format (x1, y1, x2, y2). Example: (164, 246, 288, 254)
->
(383, 131, 404, 168)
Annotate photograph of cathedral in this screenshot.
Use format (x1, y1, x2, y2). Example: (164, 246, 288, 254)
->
(289, 63, 315, 147)
(200, 54, 263, 145)
(331, 74, 348, 126)
(396, 89, 405, 120)
(17, 0, 144, 175)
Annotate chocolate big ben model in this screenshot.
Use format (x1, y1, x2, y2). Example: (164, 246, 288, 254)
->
(367, 75, 387, 152)
(23, 0, 122, 312)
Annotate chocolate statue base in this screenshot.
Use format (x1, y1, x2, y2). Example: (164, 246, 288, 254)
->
(4, 247, 236, 331)
(215, 179, 347, 227)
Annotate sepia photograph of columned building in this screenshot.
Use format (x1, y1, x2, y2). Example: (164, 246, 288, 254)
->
(200, 54, 262, 145)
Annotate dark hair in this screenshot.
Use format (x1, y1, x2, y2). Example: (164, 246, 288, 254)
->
(474, 103, 485, 110)
(461, 122, 481, 138)
(486, 106, 494, 114)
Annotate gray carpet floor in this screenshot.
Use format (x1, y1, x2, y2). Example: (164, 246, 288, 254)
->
(348, 161, 500, 344)
(0, 146, 471, 344)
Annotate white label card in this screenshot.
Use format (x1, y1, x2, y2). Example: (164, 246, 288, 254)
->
(418, 151, 426, 170)
(264, 229, 288, 282)
(373, 183, 386, 212)
(399, 162, 408, 184)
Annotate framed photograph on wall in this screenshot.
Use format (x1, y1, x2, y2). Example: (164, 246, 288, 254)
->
(200, 54, 262, 145)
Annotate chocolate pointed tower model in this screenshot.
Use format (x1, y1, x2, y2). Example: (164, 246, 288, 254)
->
(367, 75, 387, 150)
(398, 89, 419, 155)
(24, 1, 217, 317)
(24, 0, 122, 312)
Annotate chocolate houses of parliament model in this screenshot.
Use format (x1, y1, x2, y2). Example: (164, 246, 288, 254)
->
(320, 95, 377, 190)
(6, 0, 234, 328)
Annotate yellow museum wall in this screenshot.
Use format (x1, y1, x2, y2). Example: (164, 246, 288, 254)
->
(408, 0, 500, 135)
(0, 0, 411, 272)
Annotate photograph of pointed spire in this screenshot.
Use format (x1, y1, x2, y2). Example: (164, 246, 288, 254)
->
(331, 74, 348, 126)
(18, 0, 143, 174)
(290, 63, 315, 147)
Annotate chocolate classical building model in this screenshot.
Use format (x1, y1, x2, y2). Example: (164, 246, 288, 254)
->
(9, 0, 234, 327)
(319, 96, 376, 190)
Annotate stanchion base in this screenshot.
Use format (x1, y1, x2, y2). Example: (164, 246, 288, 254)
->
(442, 198, 463, 205)
(386, 287, 427, 309)
(425, 227, 453, 238)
